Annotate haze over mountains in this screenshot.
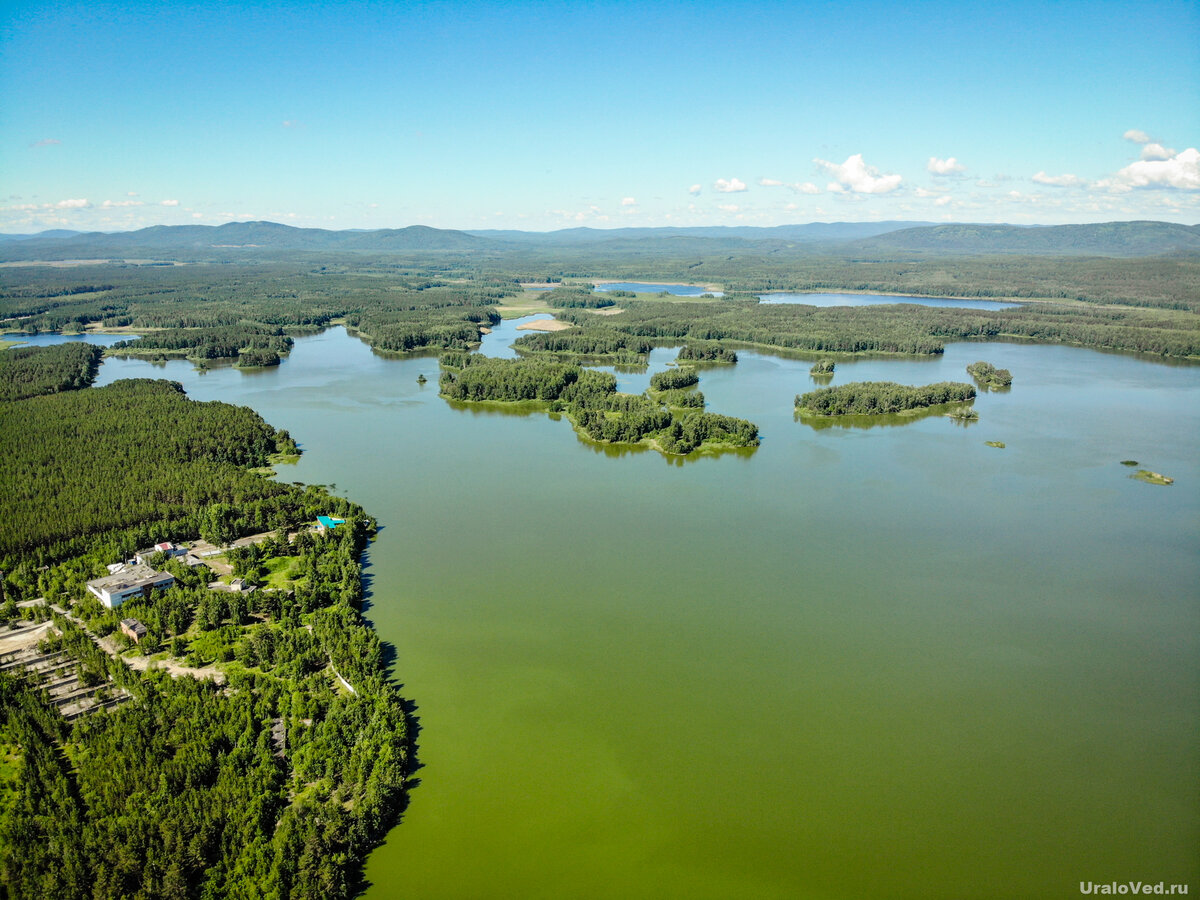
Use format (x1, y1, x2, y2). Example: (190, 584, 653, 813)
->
(0, 220, 1197, 261)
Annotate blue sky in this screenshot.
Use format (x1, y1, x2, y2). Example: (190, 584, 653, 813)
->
(1, 0, 1197, 233)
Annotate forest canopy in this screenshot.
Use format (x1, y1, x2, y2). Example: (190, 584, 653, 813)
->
(796, 381, 977, 416)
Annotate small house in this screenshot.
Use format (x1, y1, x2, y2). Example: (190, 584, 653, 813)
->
(120, 618, 148, 643)
(316, 515, 346, 533)
(134, 542, 187, 566)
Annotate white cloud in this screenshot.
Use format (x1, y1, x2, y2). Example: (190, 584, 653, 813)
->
(1098, 147, 1200, 192)
(30, 138, 61, 148)
(161, 199, 180, 206)
(688, 184, 702, 195)
(1032, 171, 1083, 187)
(1140, 143, 1176, 161)
(1124, 129, 1151, 144)
(914, 186, 947, 198)
(101, 199, 144, 208)
(927, 156, 965, 175)
(55, 198, 90, 209)
(934, 195, 952, 206)
(759, 177, 821, 194)
(717, 203, 739, 212)
(126, 191, 139, 197)
(813, 154, 902, 194)
(714, 177, 747, 193)
(621, 197, 636, 206)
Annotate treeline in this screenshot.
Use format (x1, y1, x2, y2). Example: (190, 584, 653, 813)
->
(676, 343, 737, 363)
(649, 368, 699, 391)
(544, 287, 616, 309)
(796, 381, 976, 415)
(439, 356, 615, 404)
(0, 342, 102, 401)
(551, 299, 1200, 360)
(439, 355, 757, 455)
(112, 325, 293, 360)
(556, 301, 951, 355)
(512, 327, 653, 363)
(966, 360, 1013, 388)
(0, 379, 301, 564)
(344, 302, 500, 353)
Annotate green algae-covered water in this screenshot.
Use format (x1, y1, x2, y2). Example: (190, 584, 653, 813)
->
(94, 323, 1200, 899)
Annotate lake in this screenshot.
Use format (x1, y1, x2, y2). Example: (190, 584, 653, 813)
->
(760, 291, 1021, 310)
(85, 326, 1199, 898)
(4, 331, 138, 347)
(595, 282, 723, 297)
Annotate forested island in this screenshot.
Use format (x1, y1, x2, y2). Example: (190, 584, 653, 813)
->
(0, 348, 411, 899)
(796, 381, 977, 416)
(966, 360, 1013, 389)
(438, 354, 758, 456)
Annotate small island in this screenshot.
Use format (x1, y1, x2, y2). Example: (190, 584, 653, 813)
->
(810, 359, 836, 376)
(966, 360, 1013, 390)
(675, 343, 738, 365)
(1132, 469, 1174, 485)
(439, 354, 757, 456)
(795, 381, 977, 417)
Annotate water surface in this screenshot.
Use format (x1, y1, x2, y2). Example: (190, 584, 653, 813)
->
(760, 291, 1021, 310)
(596, 282, 723, 297)
(86, 328, 1200, 899)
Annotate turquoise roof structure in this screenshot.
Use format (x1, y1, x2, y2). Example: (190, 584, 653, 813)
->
(317, 515, 346, 529)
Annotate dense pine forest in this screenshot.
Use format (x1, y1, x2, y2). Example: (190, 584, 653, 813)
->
(0, 359, 412, 899)
(796, 381, 978, 416)
(0, 342, 102, 401)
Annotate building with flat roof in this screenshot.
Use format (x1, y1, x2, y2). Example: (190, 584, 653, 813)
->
(120, 618, 148, 643)
(86, 565, 175, 609)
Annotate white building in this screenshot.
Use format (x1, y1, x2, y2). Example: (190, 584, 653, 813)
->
(86, 565, 175, 609)
(134, 542, 187, 565)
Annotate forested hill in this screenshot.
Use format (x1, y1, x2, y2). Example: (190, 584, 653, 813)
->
(464, 221, 932, 244)
(0, 221, 492, 259)
(851, 221, 1200, 256)
(5, 219, 1196, 262)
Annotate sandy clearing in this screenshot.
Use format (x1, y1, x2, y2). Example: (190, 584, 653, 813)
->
(515, 319, 572, 332)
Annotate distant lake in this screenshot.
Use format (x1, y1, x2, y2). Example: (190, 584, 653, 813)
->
(2, 331, 137, 347)
(760, 291, 1021, 310)
(596, 282, 723, 297)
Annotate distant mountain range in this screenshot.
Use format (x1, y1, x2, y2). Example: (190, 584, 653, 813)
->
(0, 219, 1196, 261)
(463, 221, 932, 244)
(0, 229, 84, 243)
(851, 221, 1200, 256)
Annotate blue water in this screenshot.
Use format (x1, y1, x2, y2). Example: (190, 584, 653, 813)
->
(596, 282, 723, 297)
(760, 292, 1020, 310)
(3, 331, 138, 347)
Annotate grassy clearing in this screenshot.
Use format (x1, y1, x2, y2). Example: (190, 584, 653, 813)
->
(262, 556, 299, 590)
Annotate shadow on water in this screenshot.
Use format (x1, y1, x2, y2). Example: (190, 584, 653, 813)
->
(796, 403, 975, 431)
(350, 538, 424, 900)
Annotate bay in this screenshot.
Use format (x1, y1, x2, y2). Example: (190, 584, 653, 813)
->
(83, 326, 1200, 898)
